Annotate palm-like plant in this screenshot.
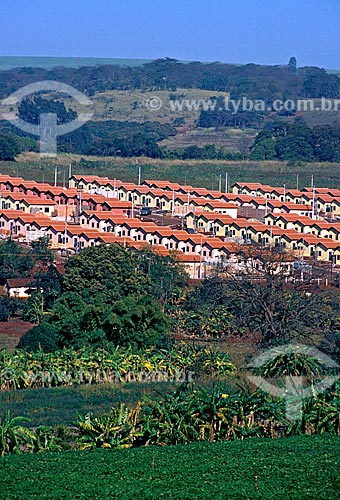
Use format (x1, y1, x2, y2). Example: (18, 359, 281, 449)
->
(255, 352, 326, 377)
(0, 412, 32, 455)
(77, 403, 144, 450)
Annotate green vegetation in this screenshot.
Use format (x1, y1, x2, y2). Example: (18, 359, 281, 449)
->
(0, 372, 240, 427)
(18, 96, 77, 125)
(0, 344, 236, 391)
(0, 239, 34, 279)
(0, 58, 339, 99)
(0, 383, 178, 427)
(24, 242, 187, 350)
(1, 58, 340, 159)
(2, 153, 339, 189)
(1, 382, 340, 455)
(251, 122, 340, 162)
(176, 249, 340, 348)
(0, 435, 338, 499)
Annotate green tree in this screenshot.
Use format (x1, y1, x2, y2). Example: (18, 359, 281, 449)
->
(0, 134, 21, 161)
(29, 237, 53, 265)
(49, 291, 169, 350)
(63, 243, 150, 302)
(101, 294, 169, 349)
(0, 240, 34, 279)
(34, 264, 63, 310)
(18, 96, 77, 125)
(0, 303, 10, 321)
(132, 247, 188, 310)
(288, 56, 297, 74)
(250, 137, 277, 160)
(22, 291, 44, 324)
(17, 323, 59, 353)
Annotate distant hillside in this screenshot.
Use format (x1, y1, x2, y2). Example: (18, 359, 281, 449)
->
(0, 56, 152, 70)
(0, 56, 338, 73)
(0, 58, 339, 160)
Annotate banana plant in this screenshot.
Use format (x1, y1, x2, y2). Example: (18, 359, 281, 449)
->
(77, 402, 144, 450)
(0, 412, 32, 456)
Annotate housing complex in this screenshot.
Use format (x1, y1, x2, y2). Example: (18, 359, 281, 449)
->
(0, 173, 339, 279)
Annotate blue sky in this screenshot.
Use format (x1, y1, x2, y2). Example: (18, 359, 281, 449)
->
(0, 0, 339, 68)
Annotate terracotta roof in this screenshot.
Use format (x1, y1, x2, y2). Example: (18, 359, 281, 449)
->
(5, 278, 35, 288)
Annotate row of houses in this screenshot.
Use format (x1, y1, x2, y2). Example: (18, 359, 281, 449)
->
(0, 173, 339, 277)
(232, 182, 340, 216)
(2, 174, 339, 220)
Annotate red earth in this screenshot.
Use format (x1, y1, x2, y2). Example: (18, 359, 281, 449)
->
(0, 318, 32, 351)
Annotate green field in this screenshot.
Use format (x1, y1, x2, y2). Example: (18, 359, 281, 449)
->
(2, 154, 340, 190)
(0, 382, 180, 427)
(0, 436, 338, 499)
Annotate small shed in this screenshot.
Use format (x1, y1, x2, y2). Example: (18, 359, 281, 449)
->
(4, 278, 35, 299)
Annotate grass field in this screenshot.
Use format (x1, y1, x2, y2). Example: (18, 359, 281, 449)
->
(0, 382, 179, 427)
(2, 154, 340, 189)
(0, 436, 339, 499)
(64, 88, 229, 124)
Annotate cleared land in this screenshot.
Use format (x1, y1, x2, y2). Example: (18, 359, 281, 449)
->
(159, 127, 256, 152)
(0, 436, 339, 499)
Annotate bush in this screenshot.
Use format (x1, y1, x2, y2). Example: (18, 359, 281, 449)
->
(0, 304, 10, 322)
(17, 323, 59, 353)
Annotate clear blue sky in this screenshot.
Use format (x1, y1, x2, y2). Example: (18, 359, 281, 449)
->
(0, 0, 339, 68)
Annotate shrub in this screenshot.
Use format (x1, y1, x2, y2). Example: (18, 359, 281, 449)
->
(17, 323, 59, 353)
(0, 304, 10, 322)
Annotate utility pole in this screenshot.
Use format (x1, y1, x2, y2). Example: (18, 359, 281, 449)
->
(68, 163, 72, 187)
(312, 184, 316, 219)
(54, 165, 58, 187)
(113, 178, 118, 199)
(78, 190, 82, 215)
(136, 159, 141, 185)
(225, 172, 228, 193)
(64, 205, 68, 251)
(296, 173, 299, 191)
(311, 174, 314, 188)
(171, 189, 175, 217)
(63, 167, 66, 188)
(219, 174, 222, 192)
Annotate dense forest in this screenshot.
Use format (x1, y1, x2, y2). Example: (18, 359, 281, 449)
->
(250, 122, 340, 162)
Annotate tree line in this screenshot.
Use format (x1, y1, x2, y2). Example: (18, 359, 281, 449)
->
(0, 58, 339, 100)
(250, 121, 340, 162)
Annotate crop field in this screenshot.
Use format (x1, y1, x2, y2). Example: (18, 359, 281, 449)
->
(0, 435, 339, 499)
(2, 154, 340, 189)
